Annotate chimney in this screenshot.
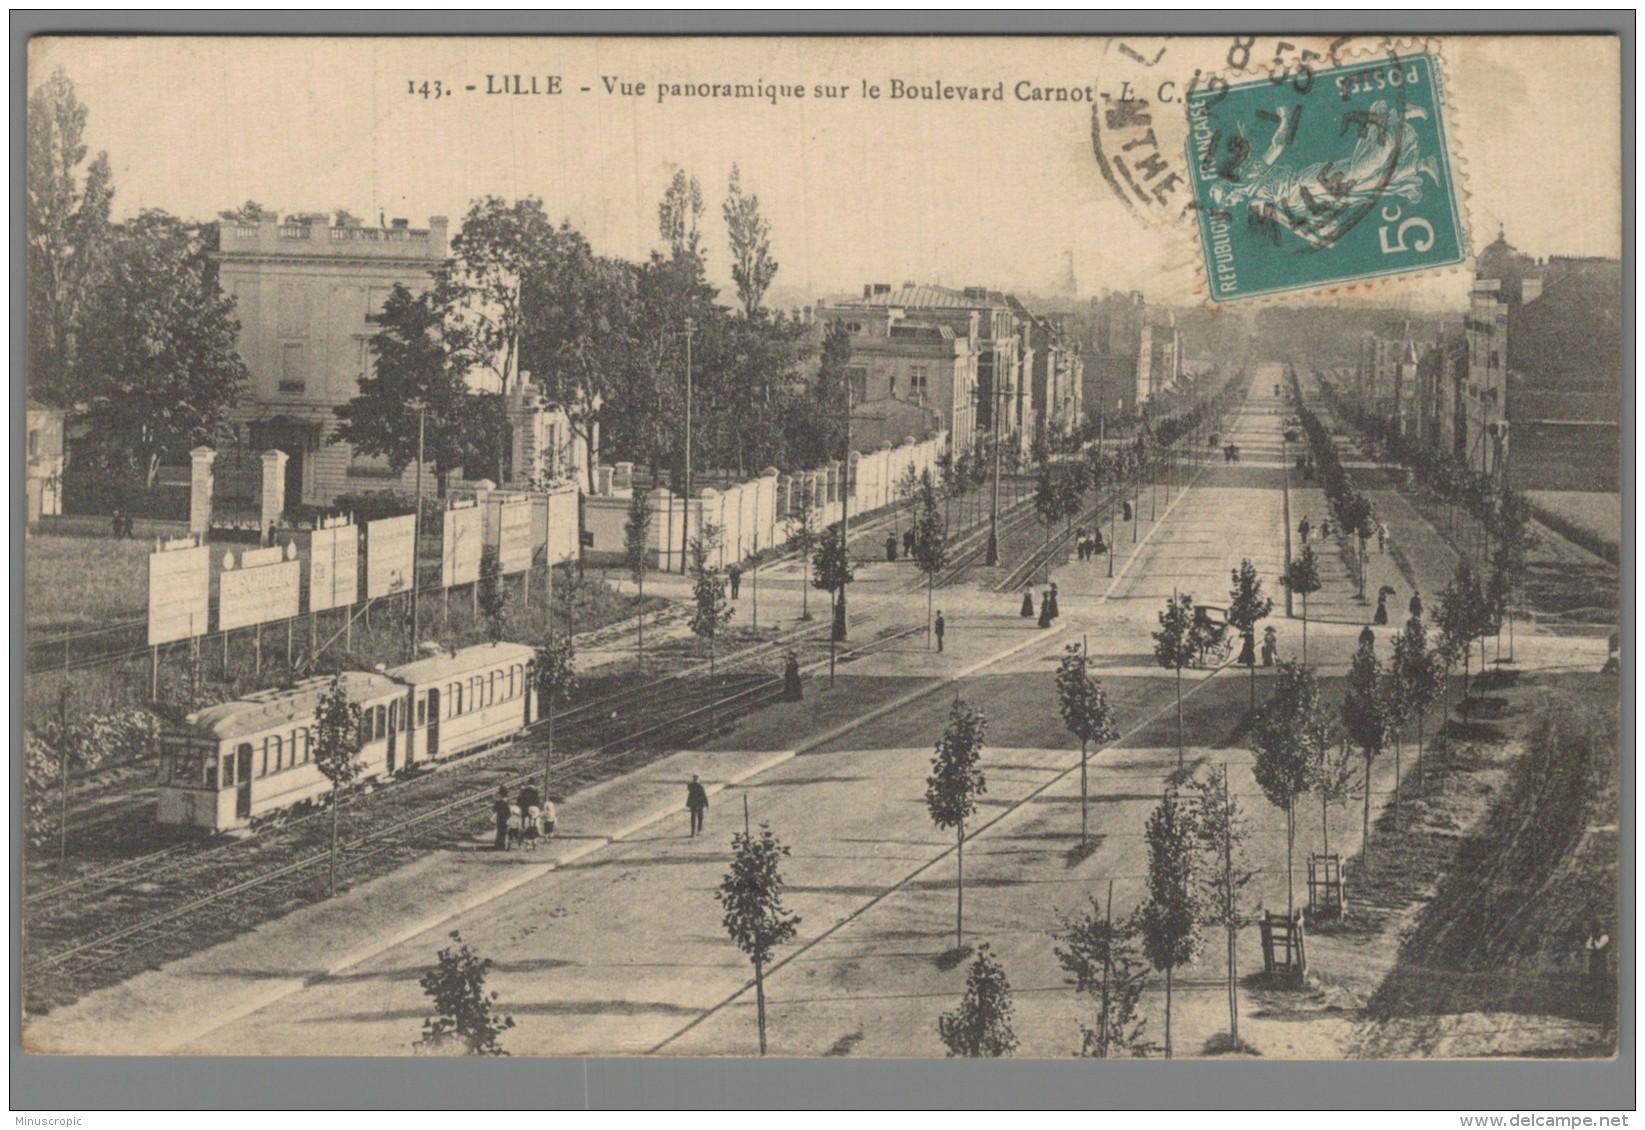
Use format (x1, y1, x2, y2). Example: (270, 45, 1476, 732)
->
(864, 284, 873, 300)
(391, 218, 409, 229)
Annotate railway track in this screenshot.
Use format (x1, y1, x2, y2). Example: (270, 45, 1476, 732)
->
(22, 621, 919, 1013)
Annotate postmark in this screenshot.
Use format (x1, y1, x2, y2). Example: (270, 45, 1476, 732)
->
(1184, 52, 1466, 302)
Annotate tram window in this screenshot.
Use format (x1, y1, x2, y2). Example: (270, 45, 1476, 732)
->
(508, 666, 518, 700)
(270, 734, 283, 774)
(374, 705, 387, 739)
(452, 683, 463, 716)
(389, 700, 399, 733)
(416, 696, 426, 726)
(470, 676, 482, 709)
(298, 728, 310, 763)
(488, 672, 497, 707)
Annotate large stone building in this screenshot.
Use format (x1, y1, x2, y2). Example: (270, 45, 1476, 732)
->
(1082, 290, 1181, 423)
(1464, 232, 1622, 491)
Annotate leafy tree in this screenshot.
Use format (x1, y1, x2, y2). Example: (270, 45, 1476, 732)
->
(216, 200, 268, 225)
(1054, 889, 1153, 1057)
(624, 487, 652, 662)
(314, 676, 364, 897)
(415, 930, 515, 1056)
(926, 698, 988, 951)
(1135, 786, 1202, 1059)
(1055, 642, 1120, 847)
(894, 463, 922, 542)
(442, 195, 559, 395)
(1189, 763, 1255, 1041)
(73, 210, 248, 492)
(1391, 613, 1442, 789)
(937, 943, 1018, 1058)
(787, 478, 819, 621)
(1251, 661, 1324, 918)
(689, 523, 734, 674)
(1228, 559, 1275, 709)
(1280, 547, 1323, 664)
(1341, 639, 1395, 850)
(910, 470, 949, 647)
(718, 822, 802, 1055)
(333, 283, 503, 495)
(658, 168, 705, 261)
(1312, 726, 1357, 862)
(477, 544, 509, 643)
(811, 522, 854, 643)
(1435, 558, 1488, 700)
(722, 163, 778, 318)
(1152, 591, 1208, 771)
(532, 630, 577, 797)
(26, 67, 112, 406)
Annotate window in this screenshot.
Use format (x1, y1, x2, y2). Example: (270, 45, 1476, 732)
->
(279, 342, 306, 395)
(28, 429, 38, 457)
(909, 366, 929, 405)
(508, 666, 519, 700)
(451, 682, 463, 716)
(374, 705, 387, 740)
(846, 366, 869, 401)
(297, 728, 310, 763)
(888, 372, 898, 398)
(416, 696, 427, 726)
(269, 734, 283, 774)
(389, 700, 400, 734)
(489, 672, 498, 706)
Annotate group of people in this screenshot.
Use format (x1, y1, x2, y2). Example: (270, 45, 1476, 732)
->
(1222, 443, 1242, 463)
(491, 783, 557, 851)
(884, 527, 920, 562)
(109, 509, 135, 539)
(1296, 514, 1391, 552)
(1073, 526, 1107, 561)
(1022, 582, 1060, 629)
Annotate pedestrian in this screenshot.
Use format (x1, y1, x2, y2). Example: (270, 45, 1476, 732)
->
(1298, 517, 1311, 545)
(1262, 625, 1278, 666)
(1321, 517, 1333, 539)
(1374, 593, 1389, 626)
(903, 528, 916, 558)
(885, 531, 898, 563)
(1359, 625, 1376, 651)
(491, 786, 513, 852)
(1047, 582, 1060, 621)
(1091, 528, 1106, 556)
(934, 609, 946, 652)
(518, 782, 542, 824)
(111, 509, 124, 539)
(1409, 590, 1424, 620)
(1601, 630, 1620, 675)
(1020, 586, 1035, 618)
(266, 520, 278, 548)
(1037, 590, 1053, 629)
(124, 513, 136, 538)
(1075, 527, 1086, 560)
(1238, 627, 1256, 667)
(1122, 499, 1133, 522)
(685, 774, 710, 838)
(539, 797, 557, 838)
(782, 651, 803, 700)
(727, 562, 742, 599)
(1378, 522, 1389, 553)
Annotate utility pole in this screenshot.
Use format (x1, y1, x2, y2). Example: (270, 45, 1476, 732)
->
(681, 316, 695, 575)
(986, 339, 1004, 566)
(837, 371, 853, 645)
(409, 399, 426, 659)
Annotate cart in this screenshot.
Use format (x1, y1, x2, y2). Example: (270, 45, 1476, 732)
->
(1194, 604, 1234, 667)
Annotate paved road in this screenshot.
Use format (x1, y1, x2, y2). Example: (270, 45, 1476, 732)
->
(61, 368, 1574, 1059)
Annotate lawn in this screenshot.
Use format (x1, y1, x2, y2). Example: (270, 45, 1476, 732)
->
(24, 532, 151, 636)
(1529, 491, 1621, 552)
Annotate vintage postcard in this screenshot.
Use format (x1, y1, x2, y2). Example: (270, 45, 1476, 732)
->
(22, 34, 1622, 1062)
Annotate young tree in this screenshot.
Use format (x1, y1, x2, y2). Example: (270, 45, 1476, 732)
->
(722, 163, 779, 318)
(910, 470, 949, 647)
(333, 283, 505, 497)
(1189, 763, 1256, 1041)
(787, 478, 819, 621)
(1228, 559, 1275, 709)
(1341, 639, 1395, 851)
(73, 210, 249, 492)
(1033, 464, 1061, 571)
(811, 522, 854, 644)
(1280, 548, 1323, 664)
(926, 698, 988, 951)
(1312, 726, 1357, 862)
(937, 943, 1018, 1058)
(1055, 642, 1120, 847)
(718, 822, 802, 1055)
(1435, 558, 1488, 700)
(1153, 591, 1207, 771)
(624, 487, 652, 664)
(532, 630, 577, 797)
(1054, 887, 1154, 1057)
(658, 168, 705, 261)
(314, 675, 364, 897)
(689, 523, 734, 675)
(477, 544, 510, 643)
(1390, 612, 1442, 801)
(1251, 661, 1324, 918)
(894, 463, 922, 542)
(1135, 786, 1202, 1059)
(26, 67, 113, 406)
(414, 930, 515, 1056)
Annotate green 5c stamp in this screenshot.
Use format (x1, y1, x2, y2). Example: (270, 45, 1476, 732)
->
(1186, 52, 1466, 302)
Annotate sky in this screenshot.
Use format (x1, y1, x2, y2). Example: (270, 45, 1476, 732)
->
(31, 35, 1623, 312)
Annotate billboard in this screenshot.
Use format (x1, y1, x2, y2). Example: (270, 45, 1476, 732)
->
(366, 513, 417, 598)
(147, 537, 211, 646)
(442, 502, 483, 589)
(493, 496, 532, 575)
(218, 543, 301, 632)
(308, 518, 359, 613)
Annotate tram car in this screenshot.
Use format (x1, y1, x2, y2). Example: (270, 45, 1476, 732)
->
(156, 642, 538, 831)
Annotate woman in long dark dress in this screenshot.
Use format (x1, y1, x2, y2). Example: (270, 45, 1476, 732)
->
(1020, 586, 1035, 618)
(1373, 594, 1389, 625)
(1237, 628, 1256, 667)
(1047, 583, 1060, 621)
(1038, 591, 1053, 628)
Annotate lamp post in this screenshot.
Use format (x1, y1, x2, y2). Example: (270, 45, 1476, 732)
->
(408, 398, 427, 659)
(986, 343, 1005, 566)
(680, 316, 694, 575)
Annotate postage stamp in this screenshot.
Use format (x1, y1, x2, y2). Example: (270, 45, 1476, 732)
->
(1185, 52, 1466, 302)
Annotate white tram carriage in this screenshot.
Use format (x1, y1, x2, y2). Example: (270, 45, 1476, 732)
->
(157, 642, 538, 831)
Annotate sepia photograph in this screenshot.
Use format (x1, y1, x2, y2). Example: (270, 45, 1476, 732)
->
(19, 31, 1624, 1071)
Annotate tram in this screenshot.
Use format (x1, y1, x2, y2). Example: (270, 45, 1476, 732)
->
(156, 641, 539, 831)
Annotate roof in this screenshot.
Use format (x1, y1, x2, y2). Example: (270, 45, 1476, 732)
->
(183, 671, 403, 740)
(387, 641, 537, 686)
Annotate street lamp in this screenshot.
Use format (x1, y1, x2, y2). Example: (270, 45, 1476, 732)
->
(408, 398, 427, 659)
(680, 316, 694, 575)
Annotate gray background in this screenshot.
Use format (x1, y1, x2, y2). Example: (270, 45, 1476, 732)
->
(12, 9, 1634, 1111)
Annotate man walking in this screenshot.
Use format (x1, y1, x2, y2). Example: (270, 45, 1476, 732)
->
(1299, 517, 1311, 545)
(934, 609, 946, 653)
(685, 774, 710, 838)
(727, 562, 742, 600)
(492, 786, 513, 852)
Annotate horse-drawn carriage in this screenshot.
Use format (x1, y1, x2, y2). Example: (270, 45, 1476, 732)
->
(1193, 604, 1235, 667)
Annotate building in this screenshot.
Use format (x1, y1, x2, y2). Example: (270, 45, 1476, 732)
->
(25, 399, 65, 524)
(1464, 231, 1622, 491)
(1082, 290, 1181, 423)
(1414, 329, 1468, 458)
(1023, 309, 1083, 447)
(815, 287, 983, 454)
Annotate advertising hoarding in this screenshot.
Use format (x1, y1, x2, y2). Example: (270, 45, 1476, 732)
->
(147, 538, 211, 646)
(366, 513, 417, 598)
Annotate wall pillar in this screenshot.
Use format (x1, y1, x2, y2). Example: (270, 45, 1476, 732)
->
(189, 446, 217, 538)
(260, 449, 289, 536)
